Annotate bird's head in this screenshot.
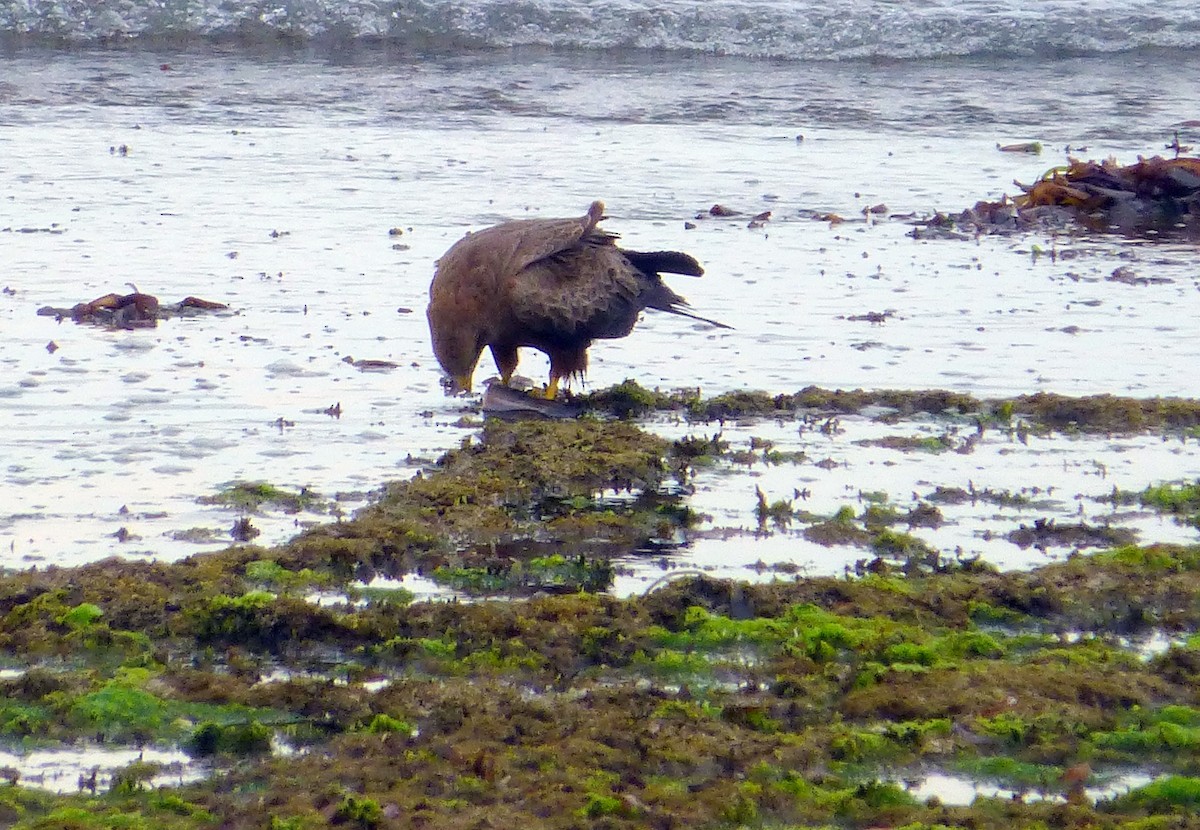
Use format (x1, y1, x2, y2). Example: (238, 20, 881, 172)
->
(427, 305, 484, 394)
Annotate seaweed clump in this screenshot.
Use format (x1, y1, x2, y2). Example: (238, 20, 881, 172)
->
(1006, 518, 1138, 552)
(921, 153, 1200, 238)
(35, 289, 228, 329)
(199, 481, 325, 514)
(1013, 154, 1200, 235)
(579, 379, 1200, 435)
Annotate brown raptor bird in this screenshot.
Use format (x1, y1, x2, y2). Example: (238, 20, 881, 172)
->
(427, 200, 729, 399)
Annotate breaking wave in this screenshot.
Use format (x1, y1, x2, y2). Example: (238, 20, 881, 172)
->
(2, 0, 1199, 60)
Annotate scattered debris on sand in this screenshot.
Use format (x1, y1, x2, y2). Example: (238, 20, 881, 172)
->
(342, 356, 401, 372)
(997, 141, 1043, 154)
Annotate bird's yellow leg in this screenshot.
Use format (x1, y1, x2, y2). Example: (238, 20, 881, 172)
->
(491, 345, 518, 387)
(543, 377, 560, 400)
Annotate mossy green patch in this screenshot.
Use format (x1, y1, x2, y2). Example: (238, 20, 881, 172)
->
(357, 713, 414, 735)
(243, 560, 327, 592)
(431, 555, 615, 595)
(332, 793, 383, 827)
(346, 584, 415, 606)
(1117, 776, 1200, 810)
(1092, 543, 1200, 572)
(0, 697, 52, 738)
(186, 720, 273, 756)
(577, 377, 683, 419)
(632, 647, 720, 683)
(1093, 704, 1200, 757)
(1133, 480, 1200, 528)
(951, 755, 1063, 789)
(59, 603, 103, 631)
(67, 674, 287, 745)
(872, 529, 941, 562)
(856, 434, 958, 453)
(10, 802, 211, 830)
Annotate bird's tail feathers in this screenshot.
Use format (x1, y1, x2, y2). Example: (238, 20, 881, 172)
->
(624, 250, 704, 277)
(642, 282, 731, 330)
(658, 304, 733, 330)
(628, 249, 728, 328)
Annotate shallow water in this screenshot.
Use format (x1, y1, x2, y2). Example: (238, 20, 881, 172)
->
(2, 45, 1200, 580)
(609, 415, 1200, 595)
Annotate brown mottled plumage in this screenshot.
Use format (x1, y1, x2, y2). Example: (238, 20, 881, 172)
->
(427, 200, 729, 398)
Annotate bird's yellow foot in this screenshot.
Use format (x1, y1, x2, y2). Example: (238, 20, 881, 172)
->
(541, 378, 560, 400)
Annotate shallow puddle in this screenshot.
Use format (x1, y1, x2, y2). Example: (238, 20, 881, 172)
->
(0, 745, 202, 794)
(905, 769, 1156, 807)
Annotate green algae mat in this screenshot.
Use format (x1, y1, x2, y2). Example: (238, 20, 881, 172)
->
(4, 384, 1200, 829)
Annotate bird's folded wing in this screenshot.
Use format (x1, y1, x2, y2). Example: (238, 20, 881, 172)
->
(501, 200, 608, 274)
(509, 247, 643, 340)
(503, 227, 596, 276)
(434, 202, 609, 291)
